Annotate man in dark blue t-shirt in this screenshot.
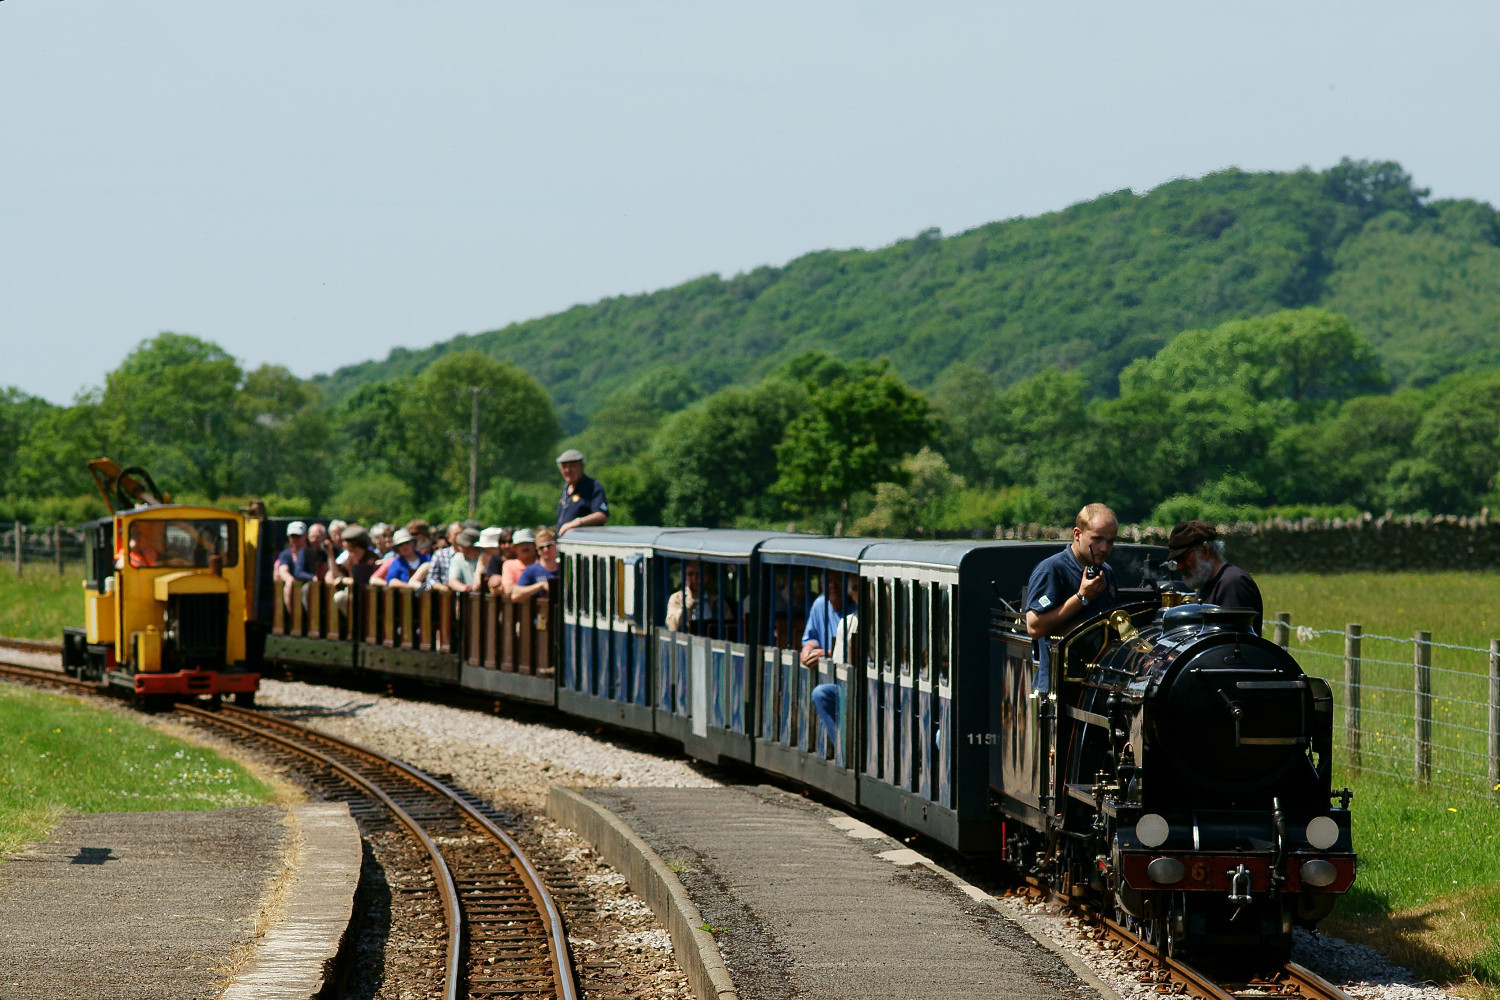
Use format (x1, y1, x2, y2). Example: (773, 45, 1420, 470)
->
(555, 449, 609, 537)
(1024, 502, 1119, 693)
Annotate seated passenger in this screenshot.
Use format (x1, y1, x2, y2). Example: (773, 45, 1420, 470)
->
(422, 521, 466, 592)
(509, 529, 559, 601)
(494, 528, 539, 597)
(382, 528, 430, 588)
(801, 573, 859, 741)
(665, 561, 731, 632)
(446, 527, 485, 593)
(304, 523, 330, 581)
(329, 525, 379, 613)
(327, 519, 348, 565)
(274, 521, 319, 610)
(475, 526, 506, 594)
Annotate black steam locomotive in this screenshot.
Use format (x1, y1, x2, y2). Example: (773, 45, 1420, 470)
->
(991, 596, 1356, 963)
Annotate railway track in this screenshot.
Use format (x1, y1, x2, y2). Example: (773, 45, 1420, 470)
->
(175, 703, 581, 1000)
(0, 656, 585, 998)
(1014, 883, 1355, 1000)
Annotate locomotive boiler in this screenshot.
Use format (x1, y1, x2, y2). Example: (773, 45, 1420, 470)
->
(992, 599, 1355, 964)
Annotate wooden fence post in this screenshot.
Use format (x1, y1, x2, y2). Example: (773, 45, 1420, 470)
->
(13, 522, 22, 579)
(1414, 630, 1432, 787)
(1489, 638, 1499, 801)
(1273, 612, 1290, 648)
(55, 521, 65, 576)
(1344, 623, 1362, 769)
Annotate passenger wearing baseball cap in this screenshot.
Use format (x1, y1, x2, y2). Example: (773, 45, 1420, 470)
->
(382, 527, 430, 588)
(446, 527, 484, 593)
(1168, 519, 1263, 633)
(555, 449, 609, 538)
(273, 520, 319, 612)
(495, 527, 539, 595)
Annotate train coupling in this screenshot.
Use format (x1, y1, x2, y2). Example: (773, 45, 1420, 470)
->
(1226, 864, 1253, 905)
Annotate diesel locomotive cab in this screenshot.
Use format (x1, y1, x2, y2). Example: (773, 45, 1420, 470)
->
(63, 504, 261, 707)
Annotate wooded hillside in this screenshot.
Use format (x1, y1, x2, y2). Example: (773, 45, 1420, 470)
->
(313, 159, 1500, 431)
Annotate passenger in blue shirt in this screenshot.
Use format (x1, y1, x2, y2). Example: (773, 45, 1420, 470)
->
(383, 528, 431, 587)
(801, 572, 859, 744)
(1024, 503, 1119, 693)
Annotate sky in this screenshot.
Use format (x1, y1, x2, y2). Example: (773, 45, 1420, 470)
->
(3, 2, 1498, 405)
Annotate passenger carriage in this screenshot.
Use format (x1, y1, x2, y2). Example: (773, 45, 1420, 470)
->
(644, 530, 785, 765)
(556, 526, 681, 730)
(754, 536, 873, 801)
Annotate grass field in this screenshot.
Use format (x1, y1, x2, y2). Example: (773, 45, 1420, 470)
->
(1259, 572, 1500, 993)
(0, 684, 277, 858)
(0, 562, 85, 640)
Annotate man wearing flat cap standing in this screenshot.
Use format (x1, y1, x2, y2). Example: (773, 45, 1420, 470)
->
(1168, 519, 1263, 633)
(555, 449, 609, 537)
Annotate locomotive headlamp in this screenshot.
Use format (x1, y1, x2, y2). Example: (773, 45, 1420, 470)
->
(1135, 813, 1170, 847)
(1146, 858, 1185, 884)
(1306, 816, 1339, 850)
(1300, 860, 1338, 887)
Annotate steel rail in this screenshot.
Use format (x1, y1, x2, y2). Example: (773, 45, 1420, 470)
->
(219, 705, 580, 1000)
(0, 637, 63, 654)
(1282, 961, 1361, 1000)
(1098, 916, 1238, 1000)
(0, 659, 95, 692)
(175, 704, 466, 1000)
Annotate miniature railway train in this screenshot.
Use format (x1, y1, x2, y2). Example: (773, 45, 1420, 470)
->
(60, 508, 1356, 964)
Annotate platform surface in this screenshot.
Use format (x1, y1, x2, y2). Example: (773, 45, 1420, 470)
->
(585, 783, 1099, 1000)
(0, 804, 352, 1000)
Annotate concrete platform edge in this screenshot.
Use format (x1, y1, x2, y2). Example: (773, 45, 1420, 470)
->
(220, 801, 363, 1000)
(546, 786, 739, 1000)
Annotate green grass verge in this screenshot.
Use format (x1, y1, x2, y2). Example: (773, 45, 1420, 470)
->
(0, 562, 86, 641)
(1259, 572, 1500, 991)
(0, 684, 276, 858)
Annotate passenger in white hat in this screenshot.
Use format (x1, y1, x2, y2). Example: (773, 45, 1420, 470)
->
(273, 521, 315, 612)
(382, 527, 430, 588)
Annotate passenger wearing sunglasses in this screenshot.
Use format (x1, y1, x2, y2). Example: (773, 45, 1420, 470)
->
(510, 529, 559, 601)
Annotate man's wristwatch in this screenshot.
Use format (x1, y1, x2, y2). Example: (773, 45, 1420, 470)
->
(1077, 591, 1090, 606)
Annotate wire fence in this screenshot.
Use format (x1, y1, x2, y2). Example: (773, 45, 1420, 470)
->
(0, 522, 89, 574)
(1272, 613, 1500, 801)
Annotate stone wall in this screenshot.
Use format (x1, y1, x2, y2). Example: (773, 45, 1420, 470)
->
(993, 512, 1500, 574)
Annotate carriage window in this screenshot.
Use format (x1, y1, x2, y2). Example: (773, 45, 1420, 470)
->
(595, 558, 608, 619)
(578, 556, 592, 616)
(878, 578, 892, 671)
(563, 555, 575, 614)
(937, 584, 952, 686)
(895, 580, 909, 676)
(127, 519, 238, 568)
(860, 576, 874, 673)
(915, 582, 930, 681)
(665, 557, 737, 638)
(766, 565, 814, 650)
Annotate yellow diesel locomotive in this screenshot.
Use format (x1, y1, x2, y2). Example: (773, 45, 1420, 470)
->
(60, 460, 260, 708)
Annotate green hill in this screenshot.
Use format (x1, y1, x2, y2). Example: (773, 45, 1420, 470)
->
(312, 160, 1500, 429)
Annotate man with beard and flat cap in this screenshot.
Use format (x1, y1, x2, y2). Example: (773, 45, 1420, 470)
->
(1168, 519, 1264, 634)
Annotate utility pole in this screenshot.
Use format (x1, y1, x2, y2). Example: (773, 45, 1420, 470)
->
(468, 386, 481, 518)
